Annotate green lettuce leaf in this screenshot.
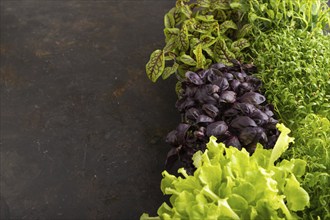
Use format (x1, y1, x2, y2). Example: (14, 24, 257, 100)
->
(141, 124, 309, 219)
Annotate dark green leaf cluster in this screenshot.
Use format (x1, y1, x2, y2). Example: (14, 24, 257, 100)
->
(146, 0, 252, 82)
(146, 0, 329, 83)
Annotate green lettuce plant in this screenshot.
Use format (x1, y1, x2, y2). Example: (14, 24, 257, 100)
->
(284, 114, 330, 219)
(141, 124, 310, 220)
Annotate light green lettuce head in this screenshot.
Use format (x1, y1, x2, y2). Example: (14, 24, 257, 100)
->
(141, 124, 309, 220)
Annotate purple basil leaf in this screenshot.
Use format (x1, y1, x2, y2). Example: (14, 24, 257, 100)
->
(238, 82, 254, 95)
(184, 86, 198, 97)
(256, 127, 268, 145)
(176, 98, 195, 112)
(165, 147, 180, 170)
(224, 108, 239, 117)
(206, 71, 219, 83)
(211, 63, 226, 70)
(224, 135, 242, 150)
(198, 69, 208, 80)
(202, 104, 219, 118)
(223, 72, 234, 81)
(206, 121, 228, 137)
(263, 104, 275, 117)
(194, 130, 205, 139)
(230, 79, 241, 91)
(219, 91, 236, 103)
(267, 135, 278, 149)
(269, 117, 278, 125)
(239, 127, 258, 145)
(246, 76, 262, 90)
(230, 116, 257, 130)
(195, 87, 217, 104)
(185, 71, 204, 85)
(232, 103, 256, 116)
(212, 93, 220, 99)
(197, 115, 214, 123)
(232, 72, 245, 81)
(176, 123, 190, 144)
(205, 84, 220, 94)
(250, 109, 269, 125)
(238, 92, 266, 105)
(166, 130, 178, 145)
(185, 108, 200, 121)
(213, 77, 229, 91)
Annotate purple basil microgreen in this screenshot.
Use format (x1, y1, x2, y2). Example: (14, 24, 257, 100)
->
(165, 62, 279, 172)
(202, 104, 219, 118)
(230, 116, 257, 130)
(197, 115, 214, 123)
(206, 121, 228, 138)
(238, 92, 266, 105)
(185, 71, 204, 85)
(219, 91, 236, 103)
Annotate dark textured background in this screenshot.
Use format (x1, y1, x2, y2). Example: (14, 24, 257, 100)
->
(0, 1, 179, 219)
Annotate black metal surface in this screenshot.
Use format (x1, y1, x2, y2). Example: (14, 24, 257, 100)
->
(0, 1, 179, 219)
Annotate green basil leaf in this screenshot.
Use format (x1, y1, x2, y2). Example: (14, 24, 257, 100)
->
(200, 35, 217, 48)
(179, 4, 192, 18)
(164, 28, 180, 42)
(173, 7, 184, 25)
(203, 47, 214, 59)
(195, 14, 215, 22)
(229, 2, 243, 10)
(190, 38, 200, 49)
(179, 54, 197, 66)
(146, 50, 165, 83)
(231, 38, 250, 51)
(212, 2, 230, 10)
(191, 21, 217, 34)
(193, 44, 204, 68)
(162, 62, 179, 79)
(197, 0, 210, 8)
(178, 24, 189, 51)
(214, 38, 235, 64)
(175, 81, 183, 96)
(219, 20, 238, 33)
(236, 24, 253, 39)
(267, 9, 275, 20)
(164, 12, 175, 28)
(163, 37, 178, 53)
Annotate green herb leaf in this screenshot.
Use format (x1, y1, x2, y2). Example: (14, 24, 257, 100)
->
(219, 20, 238, 33)
(269, 123, 294, 166)
(231, 38, 250, 51)
(214, 38, 235, 64)
(164, 12, 175, 28)
(179, 54, 197, 66)
(236, 24, 253, 39)
(193, 44, 204, 68)
(164, 28, 180, 43)
(162, 62, 179, 80)
(146, 50, 165, 83)
(178, 24, 189, 51)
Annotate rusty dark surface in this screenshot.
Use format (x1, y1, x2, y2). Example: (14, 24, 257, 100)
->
(0, 1, 179, 219)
